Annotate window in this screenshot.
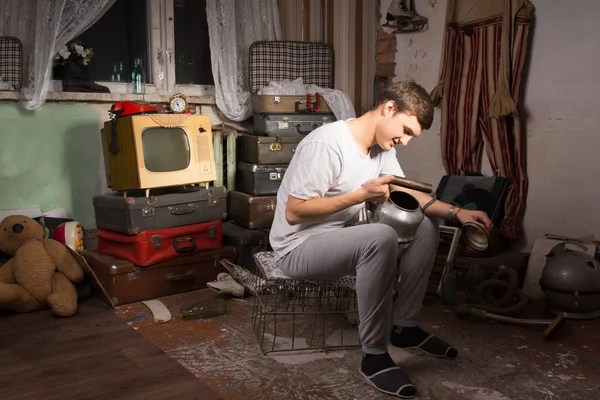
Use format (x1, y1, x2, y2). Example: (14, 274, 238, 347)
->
(69, 0, 214, 96)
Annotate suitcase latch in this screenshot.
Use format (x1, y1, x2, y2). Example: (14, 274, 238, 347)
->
(273, 96, 281, 104)
(152, 235, 162, 249)
(269, 136, 282, 152)
(127, 267, 140, 281)
(264, 201, 276, 211)
(208, 225, 217, 239)
(143, 196, 157, 217)
(269, 172, 282, 180)
(208, 188, 220, 207)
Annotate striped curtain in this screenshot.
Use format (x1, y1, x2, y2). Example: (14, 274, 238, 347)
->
(437, 6, 532, 239)
(277, 0, 378, 116)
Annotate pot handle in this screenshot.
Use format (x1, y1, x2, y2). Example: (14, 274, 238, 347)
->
(389, 175, 434, 194)
(546, 240, 588, 257)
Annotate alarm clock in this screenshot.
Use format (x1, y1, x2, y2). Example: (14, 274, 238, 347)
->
(169, 93, 189, 114)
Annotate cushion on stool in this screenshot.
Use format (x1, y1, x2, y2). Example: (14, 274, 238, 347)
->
(254, 251, 291, 279)
(253, 251, 357, 290)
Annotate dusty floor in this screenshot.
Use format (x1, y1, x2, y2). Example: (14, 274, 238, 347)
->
(116, 289, 599, 400)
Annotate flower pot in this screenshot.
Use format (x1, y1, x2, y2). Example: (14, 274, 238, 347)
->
(61, 63, 110, 93)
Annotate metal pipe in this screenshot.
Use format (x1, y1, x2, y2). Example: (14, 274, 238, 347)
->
(389, 175, 434, 194)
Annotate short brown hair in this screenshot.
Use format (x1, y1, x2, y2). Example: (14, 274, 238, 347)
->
(374, 80, 434, 130)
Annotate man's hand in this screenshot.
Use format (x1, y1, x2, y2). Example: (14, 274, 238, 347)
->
(456, 209, 494, 231)
(357, 175, 395, 203)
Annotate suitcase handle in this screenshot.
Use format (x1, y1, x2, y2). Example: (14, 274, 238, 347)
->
(173, 237, 197, 253)
(294, 100, 319, 113)
(170, 206, 197, 215)
(164, 270, 195, 283)
(296, 123, 319, 135)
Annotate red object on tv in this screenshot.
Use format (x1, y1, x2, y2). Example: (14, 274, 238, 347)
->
(110, 101, 158, 118)
(96, 220, 223, 266)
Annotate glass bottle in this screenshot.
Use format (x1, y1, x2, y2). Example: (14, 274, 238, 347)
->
(180, 298, 227, 320)
(440, 261, 457, 306)
(111, 64, 117, 82)
(465, 260, 486, 303)
(118, 61, 123, 82)
(131, 58, 145, 94)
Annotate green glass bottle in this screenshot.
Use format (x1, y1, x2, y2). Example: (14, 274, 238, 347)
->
(441, 261, 457, 306)
(131, 58, 145, 94)
(465, 260, 486, 303)
(180, 298, 227, 320)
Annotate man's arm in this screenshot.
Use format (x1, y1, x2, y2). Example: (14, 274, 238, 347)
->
(287, 175, 396, 225)
(392, 185, 457, 220)
(390, 185, 494, 230)
(286, 193, 362, 225)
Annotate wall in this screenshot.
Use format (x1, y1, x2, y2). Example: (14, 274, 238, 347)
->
(0, 102, 105, 228)
(381, 0, 600, 248)
(0, 101, 224, 229)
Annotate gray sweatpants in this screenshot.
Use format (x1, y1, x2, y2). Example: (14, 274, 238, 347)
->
(278, 217, 439, 354)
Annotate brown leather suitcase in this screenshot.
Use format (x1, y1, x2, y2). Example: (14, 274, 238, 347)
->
(227, 190, 276, 229)
(81, 247, 235, 306)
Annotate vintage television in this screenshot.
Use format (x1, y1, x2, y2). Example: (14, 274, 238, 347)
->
(100, 114, 216, 192)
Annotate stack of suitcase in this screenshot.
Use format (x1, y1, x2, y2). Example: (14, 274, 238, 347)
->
(224, 41, 336, 274)
(84, 180, 236, 306)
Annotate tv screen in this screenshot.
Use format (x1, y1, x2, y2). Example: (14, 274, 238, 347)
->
(142, 127, 191, 172)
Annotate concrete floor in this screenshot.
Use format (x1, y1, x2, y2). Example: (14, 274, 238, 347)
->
(116, 289, 599, 400)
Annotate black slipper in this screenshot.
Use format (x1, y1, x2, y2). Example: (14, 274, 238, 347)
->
(407, 334, 458, 359)
(359, 366, 417, 398)
(390, 326, 459, 359)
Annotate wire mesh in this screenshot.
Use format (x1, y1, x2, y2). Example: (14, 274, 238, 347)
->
(251, 274, 361, 355)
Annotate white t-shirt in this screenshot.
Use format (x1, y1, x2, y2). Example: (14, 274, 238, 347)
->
(269, 119, 405, 260)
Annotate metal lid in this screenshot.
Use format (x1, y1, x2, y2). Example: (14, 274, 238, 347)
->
(462, 222, 490, 251)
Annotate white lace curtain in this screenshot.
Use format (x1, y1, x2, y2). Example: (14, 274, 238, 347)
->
(206, 0, 282, 122)
(0, 0, 115, 111)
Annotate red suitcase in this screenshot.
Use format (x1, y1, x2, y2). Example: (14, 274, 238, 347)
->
(97, 220, 223, 266)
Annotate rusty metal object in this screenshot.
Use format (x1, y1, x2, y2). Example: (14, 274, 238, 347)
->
(462, 221, 491, 251)
(389, 175, 434, 194)
(369, 190, 424, 243)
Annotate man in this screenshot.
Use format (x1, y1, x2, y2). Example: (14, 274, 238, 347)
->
(269, 80, 492, 398)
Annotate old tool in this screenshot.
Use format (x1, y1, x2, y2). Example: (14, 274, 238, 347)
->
(456, 306, 566, 338)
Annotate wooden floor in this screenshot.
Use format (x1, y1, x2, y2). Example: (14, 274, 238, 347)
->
(0, 297, 223, 400)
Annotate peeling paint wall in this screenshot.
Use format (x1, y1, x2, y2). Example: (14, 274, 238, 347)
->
(0, 102, 105, 227)
(0, 101, 224, 229)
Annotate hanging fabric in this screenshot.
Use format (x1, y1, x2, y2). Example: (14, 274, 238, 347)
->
(206, 0, 282, 122)
(0, 0, 115, 111)
(431, 0, 534, 239)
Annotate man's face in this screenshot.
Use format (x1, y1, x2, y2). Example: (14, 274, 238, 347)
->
(375, 101, 423, 151)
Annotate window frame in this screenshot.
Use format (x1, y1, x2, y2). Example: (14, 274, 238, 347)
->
(51, 0, 215, 98)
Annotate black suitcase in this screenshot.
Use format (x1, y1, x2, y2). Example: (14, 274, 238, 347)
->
(93, 186, 228, 235)
(236, 162, 287, 196)
(252, 113, 336, 137)
(237, 134, 303, 164)
(222, 221, 271, 274)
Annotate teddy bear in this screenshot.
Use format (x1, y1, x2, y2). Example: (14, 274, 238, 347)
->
(0, 215, 84, 317)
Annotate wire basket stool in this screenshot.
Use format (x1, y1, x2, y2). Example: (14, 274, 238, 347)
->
(251, 251, 362, 355)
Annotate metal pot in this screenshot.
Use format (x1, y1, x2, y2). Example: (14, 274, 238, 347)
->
(539, 241, 600, 319)
(368, 190, 424, 243)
